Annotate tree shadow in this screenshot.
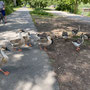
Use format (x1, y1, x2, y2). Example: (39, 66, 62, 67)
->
(0, 9, 59, 90)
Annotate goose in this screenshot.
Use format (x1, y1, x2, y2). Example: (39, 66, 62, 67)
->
(38, 36, 52, 51)
(72, 34, 84, 51)
(23, 32, 32, 47)
(72, 25, 80, 36)
(9, 29, 25, 51)
(0, 46, 10, 75)
(62, 31, 68, 39)
(83, 33, 90, 40)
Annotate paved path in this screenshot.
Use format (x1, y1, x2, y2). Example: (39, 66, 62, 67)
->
(0, 8, 59, 90)
(47, 10, 90, 23)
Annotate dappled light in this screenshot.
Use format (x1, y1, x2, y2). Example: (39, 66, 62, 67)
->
(0, 0, 90, 89)
(13, 54, 24, 62)
(0, 7, 59, 90)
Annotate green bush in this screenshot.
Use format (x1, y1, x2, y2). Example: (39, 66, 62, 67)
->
(55, 1, 74, 13)
(88, 12, 90, 16)
(5, 5, 14, 15)
(30, 8, 53, 16)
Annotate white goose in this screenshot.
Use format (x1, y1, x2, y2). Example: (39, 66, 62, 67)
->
(9, 30, 25, 51)
(38, 36, 52, 51)
(0, 46, 10, 75)
(22, 32, 32, 47)
(72, 34, 84, 51)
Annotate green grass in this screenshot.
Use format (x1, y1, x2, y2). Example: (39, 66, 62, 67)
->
(13, 6, 21, 11)
(72, 36, 80, 39)
(87, 12, 90, 17)
(84, 40, 90, 45)
(5, 5, 14, 15)
(30, 8, 53, 17)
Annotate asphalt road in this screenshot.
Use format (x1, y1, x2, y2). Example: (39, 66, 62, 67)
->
(0, 7, 59, 90)
(47, 10, 90, 23)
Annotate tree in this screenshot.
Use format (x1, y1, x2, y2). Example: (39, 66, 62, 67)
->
(70, 0, 89, 13)
(53, 0, 90, 13)
(27, 0, 48, 8)
(13, 0, 16, 6)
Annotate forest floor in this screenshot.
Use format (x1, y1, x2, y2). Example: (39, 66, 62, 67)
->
(32, 15, 90, 90)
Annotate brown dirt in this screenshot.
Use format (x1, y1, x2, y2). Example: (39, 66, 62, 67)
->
(32, 15, 90, 90)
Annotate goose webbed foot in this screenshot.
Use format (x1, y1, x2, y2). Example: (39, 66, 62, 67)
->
(28, 44, 32, 47)
(25, 44, 28, 46)
(0, 69, 10, 76)
(26, 43, 32, 47)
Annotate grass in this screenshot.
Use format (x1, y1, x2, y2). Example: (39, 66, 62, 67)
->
(13, 6, 21, 11)
(30, 8, 53, 17)
(84, 40, 90, 45)
(72, 36, 81, 39)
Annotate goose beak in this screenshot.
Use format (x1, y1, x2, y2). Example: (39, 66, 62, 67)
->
(5, 47, 10, 51)
(16, 29, 25, 33)
(21, 30, 25, 32)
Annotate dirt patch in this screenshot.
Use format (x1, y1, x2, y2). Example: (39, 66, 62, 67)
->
(32, 15, 90, 90)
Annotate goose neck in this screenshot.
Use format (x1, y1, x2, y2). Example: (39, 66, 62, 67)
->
(1, 49, 8, 59)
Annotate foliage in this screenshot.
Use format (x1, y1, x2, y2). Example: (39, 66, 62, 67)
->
(56, 0, 73, 12)
(0, 0, 90, 15)
(50, 0, 90, 13)
(87, 12, 90, 16)
(5, 5, 14, 15)
(25, 0, 48, 9)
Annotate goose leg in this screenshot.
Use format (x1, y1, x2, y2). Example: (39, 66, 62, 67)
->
(44, 47, 47, 51)
(18, 48, 22, 52)
(40, 46, 42, 50)
(0, 68, 10, 76)
(76, 47, 80, 51)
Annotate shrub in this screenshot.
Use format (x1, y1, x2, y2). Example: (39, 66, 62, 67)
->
(5, 5, 14, 15)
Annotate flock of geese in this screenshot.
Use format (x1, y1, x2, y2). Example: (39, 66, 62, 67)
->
(0, 26, 89, 76)
(62, 26, 90, 51)
(0, 29, 52, 76)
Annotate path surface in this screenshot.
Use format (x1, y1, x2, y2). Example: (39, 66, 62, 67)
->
(47, 10, 90, 23)
(0, 8, 59, 90)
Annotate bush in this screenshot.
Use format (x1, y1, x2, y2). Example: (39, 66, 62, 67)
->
(55, 1, 74, 13)
(88, 12, 90, 17)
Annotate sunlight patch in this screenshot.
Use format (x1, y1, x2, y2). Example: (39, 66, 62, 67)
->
(13, 54, 24, 62)
(15, 81, 32, 90)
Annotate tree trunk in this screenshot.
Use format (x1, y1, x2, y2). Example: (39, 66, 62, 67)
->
(13, 0, 16, 6)
(74, 0, 78, 14)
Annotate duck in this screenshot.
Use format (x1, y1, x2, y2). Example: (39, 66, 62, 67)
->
(9, 29, 25, 51)
(72, 25, 80, 36)
(22, 32, 32, 47)
(0, 46, 10, 76)
(62, 31, 68, 39)
(82, 33, 90, 40)
(38, 35, 52, 51)
(72, 34, 84, 51)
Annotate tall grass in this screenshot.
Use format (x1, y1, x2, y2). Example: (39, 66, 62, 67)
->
(30, 8, 53, 17)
